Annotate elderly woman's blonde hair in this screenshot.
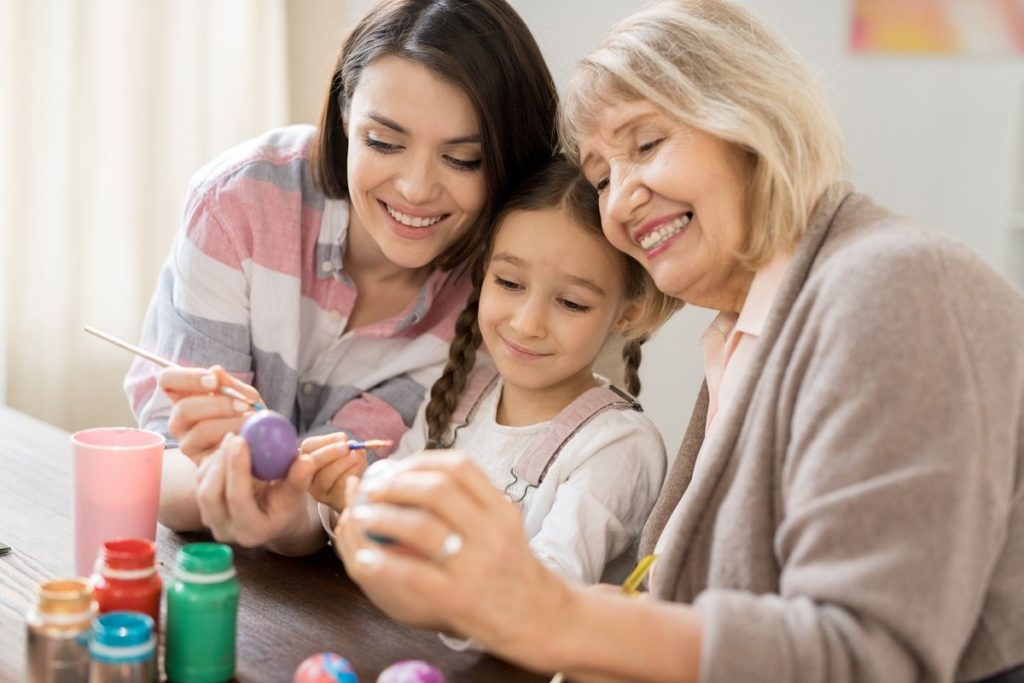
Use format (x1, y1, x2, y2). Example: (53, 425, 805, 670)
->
(561, 0, 845, 267)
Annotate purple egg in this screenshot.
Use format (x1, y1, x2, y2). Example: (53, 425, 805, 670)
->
(376, 661, 446, 683)
(293, 652, 358, 683)
(240, 409, 298, 480)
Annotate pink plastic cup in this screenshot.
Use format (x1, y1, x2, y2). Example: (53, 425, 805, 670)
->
(70, 428, 165, 575)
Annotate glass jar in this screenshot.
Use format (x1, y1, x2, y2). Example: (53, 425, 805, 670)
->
(25, 578, 95, 683)
(90, 538, 162, 631)
(165, 543, 239, 683)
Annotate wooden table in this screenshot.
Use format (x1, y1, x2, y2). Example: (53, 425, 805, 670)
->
(0, 405, 545, 682)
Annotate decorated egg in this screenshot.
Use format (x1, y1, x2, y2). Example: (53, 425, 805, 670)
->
(356, 459, 401, 545)
(241, 409, 299, 480)
(293, 652, 358, 683)
(358, 458, 400, 496)
(376, 660, 446, 683)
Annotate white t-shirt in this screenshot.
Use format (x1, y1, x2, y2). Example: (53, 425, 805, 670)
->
(394, 374, 668, 584)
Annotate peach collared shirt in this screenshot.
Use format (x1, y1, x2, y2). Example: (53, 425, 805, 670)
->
(649, 250, 793, 581)
(701, 249, 793, 435)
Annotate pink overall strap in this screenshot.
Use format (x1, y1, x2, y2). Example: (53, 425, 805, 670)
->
(513, 385, 641, 488)
(450, 360, 501, 427)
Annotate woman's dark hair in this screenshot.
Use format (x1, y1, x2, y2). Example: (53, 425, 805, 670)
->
(423, 155, 680, 447)
(312, 0, 558, 271)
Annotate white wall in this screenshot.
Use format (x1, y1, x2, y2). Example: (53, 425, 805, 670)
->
(0, 6, 9, 405)
(341, 0, 1024, 455)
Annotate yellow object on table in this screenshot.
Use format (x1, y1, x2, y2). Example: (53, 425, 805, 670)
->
(549, 554, 658, 683)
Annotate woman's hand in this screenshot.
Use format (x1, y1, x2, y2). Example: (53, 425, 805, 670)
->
(302, 433, 369, 512)
(194, 433, 322, 553)
(333, 451, 577, 666)
(161, 365, 263, 463)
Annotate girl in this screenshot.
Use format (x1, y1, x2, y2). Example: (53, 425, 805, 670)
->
(311, 156, 680, 584)
(126, 0, 557, 556)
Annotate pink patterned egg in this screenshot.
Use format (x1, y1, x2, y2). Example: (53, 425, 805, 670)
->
(293, 652, 358, 683)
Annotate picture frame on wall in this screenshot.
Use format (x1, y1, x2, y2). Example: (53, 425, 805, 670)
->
(851, 0, 1024, 56)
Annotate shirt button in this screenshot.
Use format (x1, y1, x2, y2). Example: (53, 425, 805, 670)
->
(302, 382, 315, 395)
(320, 260, 333, 273)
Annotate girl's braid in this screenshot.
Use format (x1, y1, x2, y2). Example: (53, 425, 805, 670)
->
(424, 278, 483, 448)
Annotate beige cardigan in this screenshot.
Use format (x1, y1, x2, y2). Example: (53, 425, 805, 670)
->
(640, 185, 1024, 682)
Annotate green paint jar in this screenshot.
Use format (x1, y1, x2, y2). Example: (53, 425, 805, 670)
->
(165, 543, 239, 683)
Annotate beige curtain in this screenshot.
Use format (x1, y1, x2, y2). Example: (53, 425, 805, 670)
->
(1, 0, 294, 431)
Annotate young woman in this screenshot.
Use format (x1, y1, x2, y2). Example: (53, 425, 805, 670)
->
(125, 0, 557, 556)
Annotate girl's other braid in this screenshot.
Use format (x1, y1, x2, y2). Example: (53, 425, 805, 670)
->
(621, 337, 646, 397)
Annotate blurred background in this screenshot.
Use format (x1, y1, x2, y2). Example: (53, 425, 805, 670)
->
(2, 0, 1022, 457)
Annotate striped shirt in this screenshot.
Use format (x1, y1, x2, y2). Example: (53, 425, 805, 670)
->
(125, 125, 472, 455)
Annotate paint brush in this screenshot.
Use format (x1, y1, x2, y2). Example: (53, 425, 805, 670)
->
(84, 325, 265, 411)
(620, 553, 658, 596)
(548, 554, 659, 683)
(346, 439, 394, 451)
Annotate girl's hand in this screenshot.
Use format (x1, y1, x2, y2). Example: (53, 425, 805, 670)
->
(333, 451, 577, 666)
(195, 433, 318, 549)
(161, 365, 264, 464)
(301, 433, 368, 511)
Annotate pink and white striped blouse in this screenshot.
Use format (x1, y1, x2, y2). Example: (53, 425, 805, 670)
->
(125, 125, 472, 456)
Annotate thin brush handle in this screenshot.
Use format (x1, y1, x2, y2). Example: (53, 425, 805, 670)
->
(84, 326, 264, 410)
(85, 326, 174, 368)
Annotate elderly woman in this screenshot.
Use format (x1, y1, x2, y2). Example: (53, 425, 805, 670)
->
(333, 1, 1024, 681)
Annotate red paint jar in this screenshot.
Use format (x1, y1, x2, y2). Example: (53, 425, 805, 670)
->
(90, 538, 162, 631)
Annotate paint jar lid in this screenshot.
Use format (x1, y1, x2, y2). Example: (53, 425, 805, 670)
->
(99, 538, 156, 571)
(90, 612, 155, 662)
(176, 542, 234, 575)
(36, 578, 93, 616)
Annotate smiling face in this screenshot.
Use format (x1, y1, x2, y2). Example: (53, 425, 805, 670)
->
(344, 55, 487, 271)
(579, 100, 755, 313)
(478, 206, 638, 400)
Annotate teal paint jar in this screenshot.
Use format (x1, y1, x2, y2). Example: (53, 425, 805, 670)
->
(165, 543, 239, 683)
(88, 611, 157, 682)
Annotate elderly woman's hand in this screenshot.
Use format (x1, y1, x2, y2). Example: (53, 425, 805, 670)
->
(333, 451, 577, 664)
(161, 365, 263, 463)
